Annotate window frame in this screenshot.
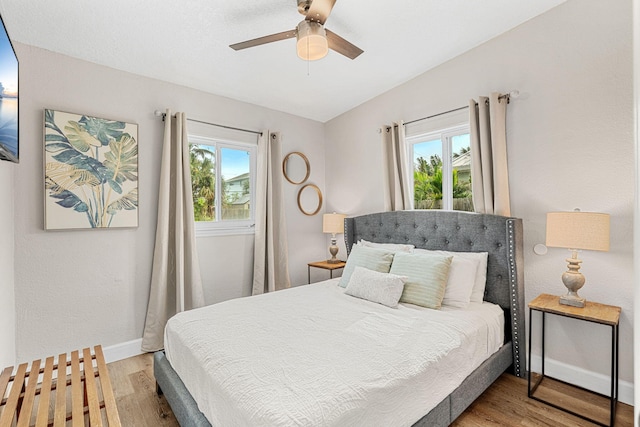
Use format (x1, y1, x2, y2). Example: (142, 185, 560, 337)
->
(406, 123, 471, 211)
(189, 134, 257, 237)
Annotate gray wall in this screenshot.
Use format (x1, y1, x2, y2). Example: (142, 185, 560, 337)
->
(633, 0, 639, 417)
(13, 42, 328, 362)
(0, 161, 15, 368)
(325, 0, 634, 402)
(5, 0, 635, 406)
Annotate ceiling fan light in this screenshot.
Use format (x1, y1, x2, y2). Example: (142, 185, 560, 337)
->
(296, 20, 328, 61)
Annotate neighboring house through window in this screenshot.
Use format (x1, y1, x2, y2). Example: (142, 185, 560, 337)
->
(188, 124, 258, 236)
(405, 108, 473, 212)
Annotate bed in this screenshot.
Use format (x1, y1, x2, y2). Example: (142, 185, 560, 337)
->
(154, 210, 525, 426)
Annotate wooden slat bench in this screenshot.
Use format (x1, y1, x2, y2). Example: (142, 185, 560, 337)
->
(0, 345, 121, 427)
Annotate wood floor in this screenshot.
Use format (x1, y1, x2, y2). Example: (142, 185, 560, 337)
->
(108, 353, 634, 426)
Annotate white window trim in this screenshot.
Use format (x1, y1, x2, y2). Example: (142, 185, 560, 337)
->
(189, 135, 257, 237)
(406, 124, 470, 211)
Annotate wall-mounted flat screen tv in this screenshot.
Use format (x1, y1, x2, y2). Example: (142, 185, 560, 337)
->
(0, 13, 18, 163)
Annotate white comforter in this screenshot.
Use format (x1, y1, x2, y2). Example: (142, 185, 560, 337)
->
(164, 279, 504, 427)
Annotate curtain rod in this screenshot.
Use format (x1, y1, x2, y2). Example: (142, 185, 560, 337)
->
(403, 105, 469, 127)
(385, 91, 517, 131)
(154, 110, 263, 136)
(381, 105, 468, 133)
(404, 93, 514, 127)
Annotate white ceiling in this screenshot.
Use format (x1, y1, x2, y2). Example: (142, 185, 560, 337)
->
(0, 0, 566, 122)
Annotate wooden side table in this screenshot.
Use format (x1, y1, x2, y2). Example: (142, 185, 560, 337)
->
(307, 260, 346, 284)
(527, 293, 620, 427)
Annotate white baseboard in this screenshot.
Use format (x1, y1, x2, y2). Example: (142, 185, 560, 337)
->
(102, 338, 144, 364)
(530, 354, 633, 405)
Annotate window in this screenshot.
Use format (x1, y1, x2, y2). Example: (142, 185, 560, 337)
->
(189, 135, 257, 236)
(407, 122, 473, 212)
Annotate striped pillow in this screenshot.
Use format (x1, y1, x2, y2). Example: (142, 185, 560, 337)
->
(338, 245, 395, 288)
(389, 251, 453, 309)
(413, 249, 488, 303)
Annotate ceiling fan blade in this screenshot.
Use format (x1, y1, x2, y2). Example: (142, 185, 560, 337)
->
(326, 29, 363, 60)
(230, 30, 296, 51)
(305, 0, 336, 25)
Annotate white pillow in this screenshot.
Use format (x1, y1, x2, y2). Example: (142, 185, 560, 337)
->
(441, 256, 479, 308)
(357, 239, 414, 253)
(344, 266, 407, 308)
(413, 249, 488, 303)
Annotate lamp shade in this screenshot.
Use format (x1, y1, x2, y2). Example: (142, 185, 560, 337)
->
(545, 212, 610, 251)
(323, 213, 346, 234)
(296, 20, 328, 61)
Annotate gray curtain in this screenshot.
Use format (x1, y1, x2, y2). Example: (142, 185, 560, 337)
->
(252, 131, 291, 295)
(469, 93, 511, 216)
(382, 121, 413, 211)
(142, 110, 205, 352)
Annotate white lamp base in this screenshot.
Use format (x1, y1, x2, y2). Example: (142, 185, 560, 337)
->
(560, 293, 585, 308)
(327, 245, 340, 263)
(559, 253, 586, 308)
(327, 235, 340, 264)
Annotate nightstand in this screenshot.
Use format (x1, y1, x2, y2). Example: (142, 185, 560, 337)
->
(527, 293, 620, 427)
(307, 260, 346, 284)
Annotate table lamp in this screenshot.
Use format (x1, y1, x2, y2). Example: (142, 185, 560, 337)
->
(323, 212, 346, 264)
(545, 211, 610, 307)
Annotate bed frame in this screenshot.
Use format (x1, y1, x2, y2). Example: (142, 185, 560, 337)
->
(345, 210, 525, 425)
(154, 210, 525, 427)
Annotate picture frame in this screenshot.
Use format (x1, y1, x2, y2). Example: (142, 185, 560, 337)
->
(0, 13, 18, 163)
(44, 109, 139, 230)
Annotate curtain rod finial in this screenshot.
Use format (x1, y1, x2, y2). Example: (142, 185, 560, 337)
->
(154, 110, 163, 117)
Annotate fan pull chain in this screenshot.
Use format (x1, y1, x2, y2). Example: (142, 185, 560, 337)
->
(306, 27, 310, 76)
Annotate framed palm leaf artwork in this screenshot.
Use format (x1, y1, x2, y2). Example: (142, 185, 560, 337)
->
(44, 109, 138, 230)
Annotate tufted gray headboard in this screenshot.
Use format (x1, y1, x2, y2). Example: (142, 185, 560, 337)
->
(344, 210, 525, 378)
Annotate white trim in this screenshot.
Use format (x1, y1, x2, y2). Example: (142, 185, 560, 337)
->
(406, 124, 470, 211)
(189, 135, 257, 231)
(196, 224, 255, 237)
(11, 340, 144, 382)
(102, 338, 144, 364)
(530, 354, 634, 405)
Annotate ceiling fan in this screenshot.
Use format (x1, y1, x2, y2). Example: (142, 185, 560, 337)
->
(229, 0, 363, 61)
